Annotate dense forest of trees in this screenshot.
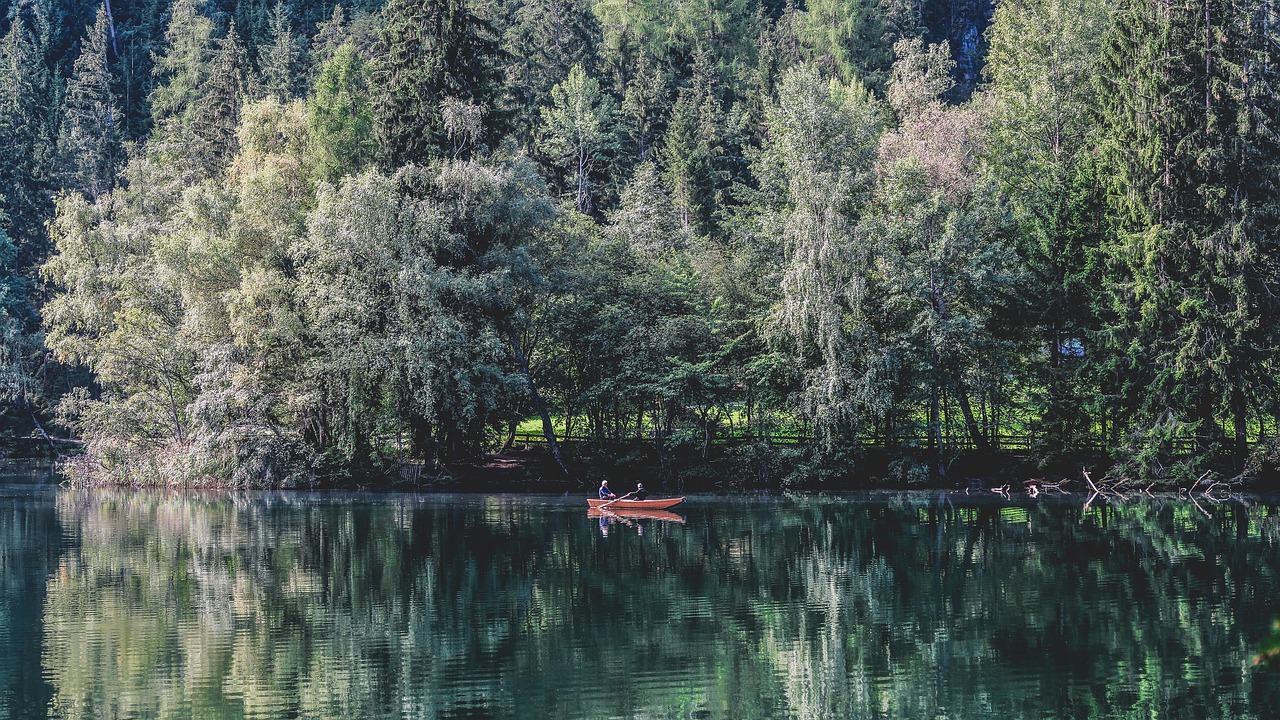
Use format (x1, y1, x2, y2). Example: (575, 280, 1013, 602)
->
(2, 0, 1279, 486)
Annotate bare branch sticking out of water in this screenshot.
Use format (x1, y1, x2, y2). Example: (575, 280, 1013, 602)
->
(1189, 492, 1212, 517)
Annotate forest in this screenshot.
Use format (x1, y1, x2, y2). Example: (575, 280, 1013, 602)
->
(0, 0, 1278, 488)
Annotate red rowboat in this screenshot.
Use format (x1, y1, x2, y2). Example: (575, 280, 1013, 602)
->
(587, 497, 685, 510)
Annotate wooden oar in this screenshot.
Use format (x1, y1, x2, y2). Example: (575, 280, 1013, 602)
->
(599, 491, 634, 510)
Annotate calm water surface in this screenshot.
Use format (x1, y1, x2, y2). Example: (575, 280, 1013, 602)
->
(2, 464, 1280, 719)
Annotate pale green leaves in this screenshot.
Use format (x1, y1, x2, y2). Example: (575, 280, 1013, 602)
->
(540, 65, 613, 213)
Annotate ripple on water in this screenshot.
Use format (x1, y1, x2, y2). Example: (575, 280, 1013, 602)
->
(18, 491, 1280, 720)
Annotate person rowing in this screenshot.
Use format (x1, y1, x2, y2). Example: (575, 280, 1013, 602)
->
(599, 479, 638, 508)
(598, 480, 618, 500)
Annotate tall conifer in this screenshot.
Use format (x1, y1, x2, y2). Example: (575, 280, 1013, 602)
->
(59, 7, 120, 200)
(148, 0, 214, 150)
(191, 22, 249, 173)
(1096, 0, 1280, 471)
(259, 1, 299, 101)
(371, 0, 501, 167)
(0, 0, 52, 262)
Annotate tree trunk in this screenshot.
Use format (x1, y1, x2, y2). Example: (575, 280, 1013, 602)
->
(930, 353, 943, 476)
(954, 378, 991, 453)
(409, 414, 434, 460)
(1231, 367, 1248, 467)
(103, 0, 117, 54)
(501, 419, 517, 452)
(504, 322, 572, 479)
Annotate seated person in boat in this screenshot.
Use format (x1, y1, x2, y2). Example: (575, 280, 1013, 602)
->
(598, 480, 616, 500)
(634, 482, 648, 500)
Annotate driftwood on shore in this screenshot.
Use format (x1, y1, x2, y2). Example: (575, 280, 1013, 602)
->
(971, 467, 1250, 515)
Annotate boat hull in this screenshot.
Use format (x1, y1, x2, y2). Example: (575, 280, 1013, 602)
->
(587, 497, 685, 510)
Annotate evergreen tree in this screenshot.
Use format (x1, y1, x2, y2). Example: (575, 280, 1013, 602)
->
(190, 22, 249, 174)
(309, 4, 348, 75)
(58, 6, 120, 200)
(258, 0, 300, 102)
(608, 160, 684, 255)
(796, 0, 921, 93)
(658, 54, 726, 237)
(234, 0, 274, 50)
(983, 0, 1110, 459)
(658, 86, 714, 234)
(500, 0, 599, 149)
(112, 0, 168, 142)
(371, 0, 502, 167)
(616, 54, 668, 163)
(0, 218, 38, 424)
(0, 0, 53, 264)
(308, 42, 375, 180)
(148, 0, 214, 152)
(1095, 0, 1280, 474)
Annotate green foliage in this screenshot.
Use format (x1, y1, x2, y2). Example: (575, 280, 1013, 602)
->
(982, 0, 1110, 462)
(309, 5, 349, 74)
(190, 22, 250, 174)
(258, 0, 301, 101)
(148, 0, 215, 152)
(500, 0, 600, 147)
(795, 0, 921, 93)
(0, 224, 38, 419)
(307, 43, 375, 180)
(539, 64, 612, 213)
(58, 7, 120, 200)
(755, 64, 883, 442)
(658, 62, 719, 236)
(16, 0, 1280, 485)
(371, 0, 502, 167)
(1259, 619, 1280, 668)
(0, 0, 53, 258)
(1093, 0, 1280, 477)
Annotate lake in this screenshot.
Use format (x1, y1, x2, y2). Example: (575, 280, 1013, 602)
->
(2, 464, 1279, 719)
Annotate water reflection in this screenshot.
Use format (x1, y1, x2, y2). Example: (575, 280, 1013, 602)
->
(0, 471, 58, 718)
(27, 491, 1280, 719)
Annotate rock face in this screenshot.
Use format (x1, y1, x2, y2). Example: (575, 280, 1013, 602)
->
(923, 0, 997, 99)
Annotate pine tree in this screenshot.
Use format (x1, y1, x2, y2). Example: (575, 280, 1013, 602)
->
(148, 0, 214, 148)
(608, 161, 684, 255)
(983, 0, 1111, 459)
(114, 0, 167, 142)
(308, 43, 375, 180)
(658, 88, 713, 234)
(191, 22, 249, 174)
(0, 0, 52, 264)
(258, 0, 299, 101)
(371, 0, 502, 167)
(234, 0, 274, 50)
(0, 217, 37, 420)
(1095, 0, 1280, 473)
(616, 56, 668, 163)
(309, 4, 348, 76)
(658, 55, 725, 237)
(59, 7, 120, 200)
(796, 0, 919, 92)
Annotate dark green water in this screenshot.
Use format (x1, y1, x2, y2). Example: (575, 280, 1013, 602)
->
(3, 465, 1280, 718)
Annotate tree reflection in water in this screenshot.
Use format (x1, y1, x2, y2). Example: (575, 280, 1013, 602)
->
(35, 491, 1280, 719)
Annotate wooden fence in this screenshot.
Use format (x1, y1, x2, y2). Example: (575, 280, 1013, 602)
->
(507, 431, 1231, 455)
